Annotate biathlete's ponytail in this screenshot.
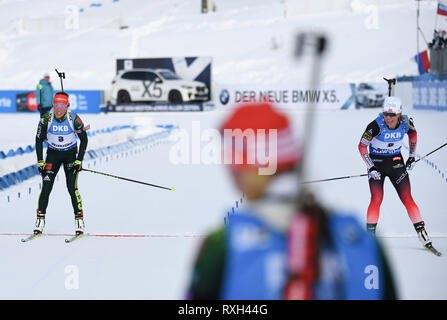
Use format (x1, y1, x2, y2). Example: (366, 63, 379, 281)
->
(399, 114, 415, 131)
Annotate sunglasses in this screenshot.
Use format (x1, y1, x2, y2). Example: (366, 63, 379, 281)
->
(54, 104, 68, 110)
(383, 112, 397, 117)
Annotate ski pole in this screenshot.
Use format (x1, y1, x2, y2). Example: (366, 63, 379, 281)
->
(302, 142, 447, 184)
(414, 142, 447, 163)
(301, 173, 367, 185)
(81, 168, 175, 191)
(38, 84, 42, 112)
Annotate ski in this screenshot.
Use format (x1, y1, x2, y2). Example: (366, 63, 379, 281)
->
(21, 232, 45, 242)
(426, 243, 442, 256)
(65, 233, 88, 243)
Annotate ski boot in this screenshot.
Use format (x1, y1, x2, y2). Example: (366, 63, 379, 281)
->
(366, 223, 377, 236)
(33, 210, 46, 235)
(414, 221, 431, 247)
(414, 221, 441, 256)
(74, 211, 85, 236)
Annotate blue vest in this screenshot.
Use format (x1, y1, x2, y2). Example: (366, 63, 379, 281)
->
(369, 114, 410, 156)
(221, 212, 286, 300)
(221, 210, 386, 300)
(322, 214, 384, 300)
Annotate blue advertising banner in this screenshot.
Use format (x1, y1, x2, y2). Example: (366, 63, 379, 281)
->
(413, 81, 447, 111)
(0, 90, 102, 113)
(65, 90, 102, 113)
(0, 91, 29, 113)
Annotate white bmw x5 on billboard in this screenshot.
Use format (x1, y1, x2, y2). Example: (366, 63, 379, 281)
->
(111, 68, 209, 105)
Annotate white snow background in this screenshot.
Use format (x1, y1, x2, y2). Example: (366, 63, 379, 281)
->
(0, 0, 446, 299)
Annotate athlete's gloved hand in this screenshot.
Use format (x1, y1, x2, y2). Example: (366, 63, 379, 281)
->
(368, 166, 381, 180)
(72, 160, 82, 174)
(37, 161, 46, 176)
(406, 156, 416, 171)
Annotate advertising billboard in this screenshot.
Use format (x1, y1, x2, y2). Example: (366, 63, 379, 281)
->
(214, 83, 387, 110)
(0, 90, 102, 113)
(112, 57, 212, 105)
(413, 81, 447, 111)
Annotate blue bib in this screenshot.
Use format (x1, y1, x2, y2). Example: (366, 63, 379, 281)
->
(47, 112, 78, 151)
(369, 114, 410, 156)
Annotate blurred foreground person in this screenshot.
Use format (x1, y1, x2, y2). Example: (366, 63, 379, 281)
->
(188, 102, 396, 300)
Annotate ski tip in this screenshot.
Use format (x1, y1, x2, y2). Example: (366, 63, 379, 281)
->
(171, 187, 175, 191)
(426, 244, 442, 256)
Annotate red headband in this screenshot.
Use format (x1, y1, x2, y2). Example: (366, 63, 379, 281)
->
(53, 94, 68, 105)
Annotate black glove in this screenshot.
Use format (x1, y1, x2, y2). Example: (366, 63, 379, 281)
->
(406, 157, 416, 170)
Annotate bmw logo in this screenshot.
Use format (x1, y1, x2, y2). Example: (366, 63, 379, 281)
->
(219, 89, 230, 105)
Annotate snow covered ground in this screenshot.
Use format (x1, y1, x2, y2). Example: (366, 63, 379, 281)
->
(0, 0, 446, 300)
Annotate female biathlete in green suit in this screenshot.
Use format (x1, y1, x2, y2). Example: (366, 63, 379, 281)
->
(33, 92, 88, 236)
